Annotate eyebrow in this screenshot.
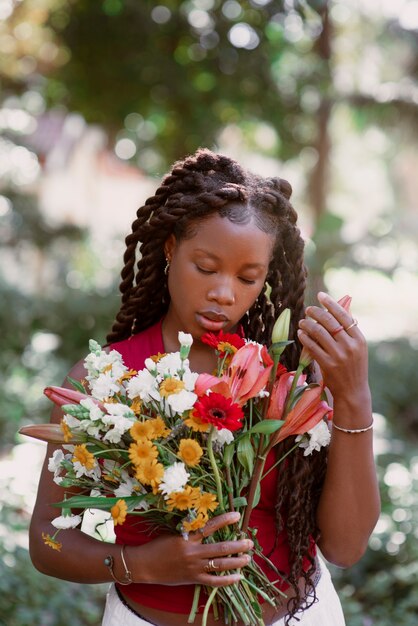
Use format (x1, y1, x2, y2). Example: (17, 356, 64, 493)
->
(194, 249, 268, 269)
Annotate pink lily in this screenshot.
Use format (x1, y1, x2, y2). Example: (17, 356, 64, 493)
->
(19, 423, 84, 444)
(44, 386, 105, 411)
(195, 342, 273, 406)
(270, 384, 332, 447)
(267, 371, 307, 421)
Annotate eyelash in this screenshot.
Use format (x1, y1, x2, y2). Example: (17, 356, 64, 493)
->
(196, 266, 256, 285)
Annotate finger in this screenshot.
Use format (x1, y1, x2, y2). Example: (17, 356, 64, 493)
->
(193, 511, 240, 540)
(317, 292, 358, 333)
(304, 305, 348, 339)
(297, 329, 328, 364)
(203, 555, 251, 573)
(200, 538, 253, 558)
(199, 572, 242, 587)
(298, 316, 340, 352)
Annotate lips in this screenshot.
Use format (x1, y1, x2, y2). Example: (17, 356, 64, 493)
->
(196, 310, 229, 332)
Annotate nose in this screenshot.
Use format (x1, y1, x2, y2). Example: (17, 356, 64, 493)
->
(207, 276, 235, 306)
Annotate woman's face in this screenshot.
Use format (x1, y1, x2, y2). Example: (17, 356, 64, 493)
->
(163, 211, 274, 342)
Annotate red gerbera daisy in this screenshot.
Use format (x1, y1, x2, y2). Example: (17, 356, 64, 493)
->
(201, 330, 245, 356)
(193, 393, 244, 431)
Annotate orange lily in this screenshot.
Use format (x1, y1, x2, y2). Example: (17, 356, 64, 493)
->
(267, 371, 306, 421)
(270, 383, 332, 447)
(195, 342, 273, 406)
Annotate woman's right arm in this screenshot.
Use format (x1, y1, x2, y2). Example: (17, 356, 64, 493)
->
(29, 360, 252, 587)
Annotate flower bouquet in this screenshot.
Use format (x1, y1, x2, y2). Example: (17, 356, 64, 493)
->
(21, 305, 342, 626)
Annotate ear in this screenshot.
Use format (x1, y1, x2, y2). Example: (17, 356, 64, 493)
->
(164, 234, 176, 262)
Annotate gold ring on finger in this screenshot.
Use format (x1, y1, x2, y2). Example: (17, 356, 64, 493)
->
(344, 319, 358, 332)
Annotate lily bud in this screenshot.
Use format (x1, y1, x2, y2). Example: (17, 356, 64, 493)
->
(272, 309, 291, 344)
(178, 331, 193, 360)
(271, 309, 293, 360)
(19, 424, 84, 444)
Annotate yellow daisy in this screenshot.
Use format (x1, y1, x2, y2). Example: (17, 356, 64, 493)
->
(130, 397, 143, 415)
(60, 419, 73, 442)
(159, 377, 185, 397)
(178, 438, 203, 467)
(150, 352, 166, 363)
(72, 444, 95, 470)
(135, 459, 164, 488)
(218, 341, 238, 355)
(183, 411, 210, 433)
(149, 415, 170, 438)
(166, 486, 201, 512)
(42, 532, 62, 552)
(117, 369, 138, 384)
(182, 512, 208, 533)
(111, 499, 128, 526)
(197, 492, 219, 515)
(129, 440, 158, 465)
(130, 420, 154, 442)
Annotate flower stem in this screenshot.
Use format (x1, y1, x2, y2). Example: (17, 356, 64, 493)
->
(207, 426, 225, 513)
(283, 363, 304, 416)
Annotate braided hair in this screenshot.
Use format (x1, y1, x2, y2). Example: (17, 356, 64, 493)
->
(107, 148, 327, 621)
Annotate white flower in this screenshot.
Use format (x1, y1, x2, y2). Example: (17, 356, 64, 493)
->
(144, 358, 158, 374)
(296, 420, 331, 456)
(178, 332, 193, 347)
(51, 513, 82, 529)
(127, 369, 160, 403)
(63, 414, 81, 430)
(73, 459, 101, 480)
(84, 348, 127, 380)
(80, 398, 105, 421)
(159, 462, 190, 497)
(183, 370, 199, 391)
(166, 390, 197, 415)
(48, 449, 65, 474)
(212, 428, 234, 447)
(90, 371, 120, 400)
(157, 352, 184, 376)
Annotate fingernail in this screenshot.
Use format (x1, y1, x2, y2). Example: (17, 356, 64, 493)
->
(297, 329, 303, 337)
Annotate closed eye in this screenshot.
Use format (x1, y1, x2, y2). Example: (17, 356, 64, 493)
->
(239, 277, 256, 285)
(196, 265, 215, 275)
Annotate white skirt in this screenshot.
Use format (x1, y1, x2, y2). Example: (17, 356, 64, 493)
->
(102, 559, 345, 626)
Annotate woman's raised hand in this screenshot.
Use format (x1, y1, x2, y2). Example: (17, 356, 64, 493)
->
(129, 512, 253, 587)
(297, 292, 370, 402)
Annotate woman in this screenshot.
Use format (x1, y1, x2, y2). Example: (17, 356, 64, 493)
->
(30, 148, 380, 625)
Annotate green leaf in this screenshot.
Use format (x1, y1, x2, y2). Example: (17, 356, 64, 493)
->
(252, 483, 261, 509)
(232, 496, 247, 508)
(52, 494, 147, 510)
(67, 376, 87, 393)
(223, 443, 235, 467)
(237, 435, 254, 475)
(247, 419, 284, 435)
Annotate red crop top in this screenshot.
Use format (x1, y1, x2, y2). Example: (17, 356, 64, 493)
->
(110, 320, 315, 614)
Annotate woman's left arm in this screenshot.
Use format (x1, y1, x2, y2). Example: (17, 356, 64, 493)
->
(297, 291, 380, 568)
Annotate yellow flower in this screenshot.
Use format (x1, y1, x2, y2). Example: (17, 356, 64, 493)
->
(149, 415, 170, 438)
(130, 397, 143, 415)
(218, 341, 238, 355)
(60, 420, 73, 442)
(166, 486, 201, 512)
(117, 369, 138, 384)
(135, 459, 164, 488)
(111, 499, 128, 526)
(129, 440, 158, 465)
(197, 492, 219, 515)
(182, 512, 208, 533)
(42, 532, 62, 552)
(150, 352, 166, 363)
(72, 444, 95, 470)
(178, 439, 203, 467)
(183, 411, 210, 433)
(159, 377, 185, 397)
(130, 420, 154, 442)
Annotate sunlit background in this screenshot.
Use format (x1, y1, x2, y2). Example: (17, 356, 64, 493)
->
(1, 1, 418, 624)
